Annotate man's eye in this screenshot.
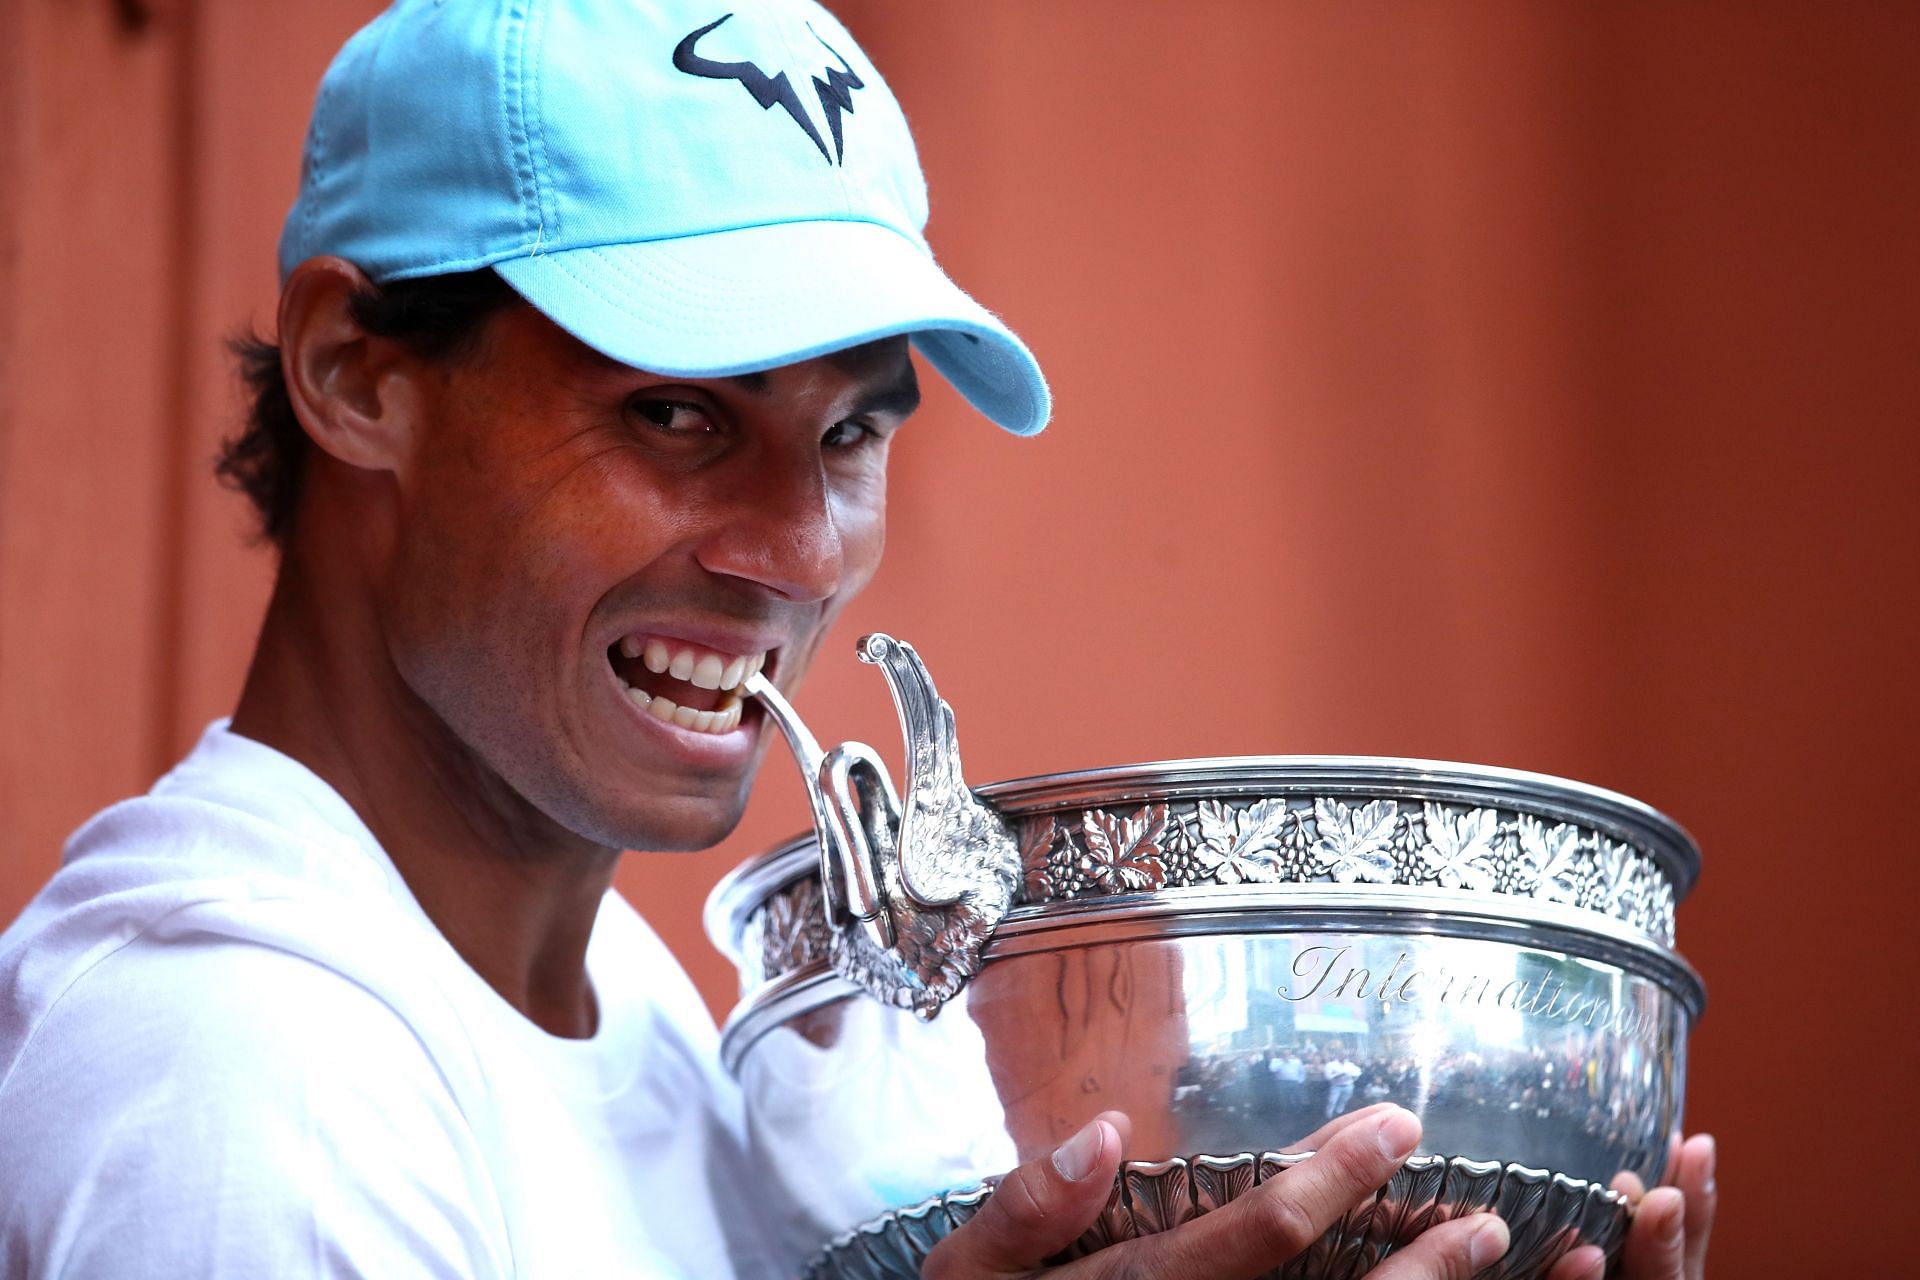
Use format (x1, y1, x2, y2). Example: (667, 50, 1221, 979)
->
(822, 419, 880, 449)
(629, 398, 714, 436)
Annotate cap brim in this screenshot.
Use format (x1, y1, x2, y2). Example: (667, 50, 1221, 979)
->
(492, 220, 1048, 435)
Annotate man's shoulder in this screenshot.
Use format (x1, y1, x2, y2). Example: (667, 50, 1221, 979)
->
(6, 721, 433, 1028)
(3, 929, 458, 1106)
(0, 773, 483, 1119)
(0, 933, 512, 1277)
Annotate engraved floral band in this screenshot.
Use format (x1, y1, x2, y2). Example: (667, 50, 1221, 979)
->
(1014, 797, 1678, 942)
(738, 792, 1683, 992)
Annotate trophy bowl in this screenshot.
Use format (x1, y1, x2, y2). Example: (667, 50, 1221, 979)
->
(710, 758, 1702, 1278)
(713, 643, 1703, 1278)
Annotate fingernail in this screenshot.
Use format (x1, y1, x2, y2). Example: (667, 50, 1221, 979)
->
(1469, 1215, 1510, 1269)
(1375, 1107, 1420, 1160)
(1700, 1134, 1717, 1188)
(1051, 1119, 1104, 1182)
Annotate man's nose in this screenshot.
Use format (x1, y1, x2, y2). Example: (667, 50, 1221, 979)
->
(694, 456, 847, 602)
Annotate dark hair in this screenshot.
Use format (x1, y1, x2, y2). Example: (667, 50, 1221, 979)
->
(218, 267, 522, 544)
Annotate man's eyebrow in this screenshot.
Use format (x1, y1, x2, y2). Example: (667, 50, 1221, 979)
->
(587, 358, 918, 419)
(724, 364, 920, 418)
(849, 366, 921, 419)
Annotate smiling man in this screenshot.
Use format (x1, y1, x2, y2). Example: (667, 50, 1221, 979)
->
(0, 2, 1712, 1278)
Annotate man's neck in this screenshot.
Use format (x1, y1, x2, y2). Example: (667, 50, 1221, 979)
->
(232, 557, 616, 1039)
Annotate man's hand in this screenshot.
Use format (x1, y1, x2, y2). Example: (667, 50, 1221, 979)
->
(1544, 1134, 1717, 1280)
(923, 1104, 1511, 1279)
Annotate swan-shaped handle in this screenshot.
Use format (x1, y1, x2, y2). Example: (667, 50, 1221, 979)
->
(746, 634, 1019, 1018)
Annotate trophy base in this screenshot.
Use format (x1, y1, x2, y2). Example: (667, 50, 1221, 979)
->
(804, 1151, 1631, 1280)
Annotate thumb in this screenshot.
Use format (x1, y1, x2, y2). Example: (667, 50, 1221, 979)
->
(922, 1114, 1124, 1278)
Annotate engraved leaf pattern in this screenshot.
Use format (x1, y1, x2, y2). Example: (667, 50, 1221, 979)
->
(1419, 803, 1501, 892)
(757, 877, 830, 979)
(1647, 876, 1677, 945)
(1081, 805, 1170, 891)
(1518, 815, 1586, 905)
(1018, 817, 1059, 901)
(773, 788, 1684, 1002)
(1310, 797, 1400, 884)
(1594, 841, 1637, 915)
(1619, 856, 1657, 933)
(1193, 798, 1291, 884)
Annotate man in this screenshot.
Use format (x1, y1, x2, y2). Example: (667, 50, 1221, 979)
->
(0, 1, 1714, 1276)
(1326, 1051, 1364, 1118)
(1273, 1045, 1309, 1115)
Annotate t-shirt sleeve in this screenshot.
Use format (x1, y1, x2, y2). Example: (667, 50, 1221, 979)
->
(0, 937, 512, 1279)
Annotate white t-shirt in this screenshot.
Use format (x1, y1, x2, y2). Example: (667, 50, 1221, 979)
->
(0, 722, 789, 1279)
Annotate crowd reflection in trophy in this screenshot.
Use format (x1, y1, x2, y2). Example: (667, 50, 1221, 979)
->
(1172, 1040, 1670, 1176)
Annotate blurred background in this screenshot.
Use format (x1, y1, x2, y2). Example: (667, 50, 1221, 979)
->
(2, 1, 1914, 1273)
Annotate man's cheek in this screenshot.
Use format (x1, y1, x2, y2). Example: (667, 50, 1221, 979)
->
(839, 505, 887, 594)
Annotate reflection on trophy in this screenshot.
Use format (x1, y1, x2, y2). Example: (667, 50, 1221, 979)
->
(708, 636, 1703, 1278)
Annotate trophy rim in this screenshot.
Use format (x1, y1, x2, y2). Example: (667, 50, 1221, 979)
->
(706, 753, 1701, 972)
(975, 754, 1699, 892)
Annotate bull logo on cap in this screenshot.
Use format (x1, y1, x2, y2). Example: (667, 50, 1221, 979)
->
(673, 13, 866, 165)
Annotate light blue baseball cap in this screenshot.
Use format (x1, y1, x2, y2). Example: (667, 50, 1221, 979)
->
(280, 0, 1048, 434)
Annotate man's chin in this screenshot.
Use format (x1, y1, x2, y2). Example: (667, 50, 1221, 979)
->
(596, 790, 754, 855)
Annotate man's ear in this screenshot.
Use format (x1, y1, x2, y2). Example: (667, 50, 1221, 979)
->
(278, 257, 427, 476)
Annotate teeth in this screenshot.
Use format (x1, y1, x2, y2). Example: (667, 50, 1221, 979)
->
(614, 634, 770, 723)
(628, 689, 746, 736)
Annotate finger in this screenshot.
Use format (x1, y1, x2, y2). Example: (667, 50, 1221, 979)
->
(1122, 1106, 1423, 1280)
(1277, 1101, 1401, 1154)
(1370, 1213, 1510, 1280)
(1616, 1186, 1686, 1279)
(921, 1112, 1125, 1279)
(1673, 1135, 1716, 1280)
(1545, 1244, 1606, 1280)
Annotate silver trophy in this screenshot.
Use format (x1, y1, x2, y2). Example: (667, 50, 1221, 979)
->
(714, 636, 1702, 1278)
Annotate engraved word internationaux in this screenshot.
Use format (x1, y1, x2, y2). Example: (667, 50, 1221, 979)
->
(1276, 944, 1665, 1051)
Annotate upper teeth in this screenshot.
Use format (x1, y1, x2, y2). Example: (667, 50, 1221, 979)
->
(616, 635, 766, 691)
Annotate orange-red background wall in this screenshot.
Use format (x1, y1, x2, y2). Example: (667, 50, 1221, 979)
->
(2, 2, 1914, 1273)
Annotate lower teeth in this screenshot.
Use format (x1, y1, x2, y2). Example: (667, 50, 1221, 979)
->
(619, 677, 741, 733)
